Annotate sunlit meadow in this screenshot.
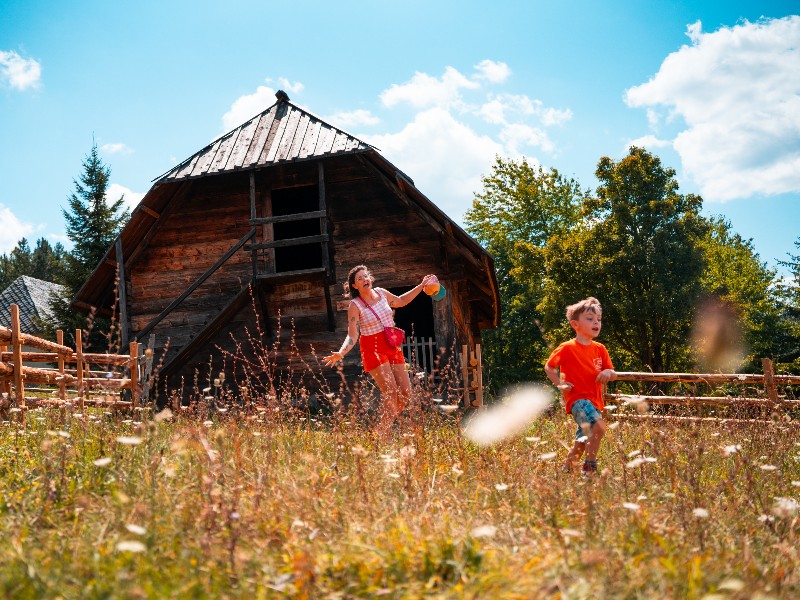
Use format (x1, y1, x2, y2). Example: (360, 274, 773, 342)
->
(1, 380, 799, 600)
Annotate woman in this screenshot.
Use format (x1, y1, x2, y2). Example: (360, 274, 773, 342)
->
(323, 265, 435, 435)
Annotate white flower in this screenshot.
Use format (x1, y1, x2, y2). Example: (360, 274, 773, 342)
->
(202, 420, 213, 427)
(470, 525, 497, 538)
(539, 452, 557, 461)
(626, 458, 646, 469)
(399, 445, 416, 459)
(692, 508, 709, 519)
(351, 445, 368, 457)
(722, 445, 741, 456)
(627, 450, 642, 458)
(622, 502, 640, 511)
(125, 524, 146, 535)
(759, 464, 778, 471)
(116, 540, 146, 553)
(560, 528, 582, 538)
(387, 472, 401, 478)
(154, 408, 173, 422)
(494, 483, 509, 491)
(93, 457, 112, 467)
(451, 463, 464, 476)
(58, 431, 71, 439)
(116, 436, 143, 446)
(772, 497, 800, 518)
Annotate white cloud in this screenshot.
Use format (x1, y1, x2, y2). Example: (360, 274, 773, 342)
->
(363, 107, 504, 219)
(625, 16, 800, 202)
(474, 59, 511, 83)
(101, 143, 133, 155)
(625, 134, 672, 151)
(222, 84, 278, 131)
(0, 50, 41, 90)
(0, 204, 34, 253)
(107, 183, 145, 214)
(478, 94, 571, 127)
(380, 66, 480, 110)
(325, 109, 380, 128)
(276, 77, 304, 95)
(499, 123, 553, 155)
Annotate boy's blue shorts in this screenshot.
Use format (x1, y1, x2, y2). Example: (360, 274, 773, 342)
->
(571, 399, 603, 441)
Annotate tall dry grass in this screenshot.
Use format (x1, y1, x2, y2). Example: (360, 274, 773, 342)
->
(1, 388, 799, 598)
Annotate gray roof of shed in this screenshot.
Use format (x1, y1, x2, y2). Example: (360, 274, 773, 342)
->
(0, 275, 64, 333)
(156, 91, 374, 184)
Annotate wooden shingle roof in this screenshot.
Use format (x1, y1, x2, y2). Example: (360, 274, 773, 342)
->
(0, 275, 64, 334)
(156, 91, 373, 184)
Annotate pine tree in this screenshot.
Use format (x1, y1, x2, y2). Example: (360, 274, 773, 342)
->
(44, 142, 130, 348)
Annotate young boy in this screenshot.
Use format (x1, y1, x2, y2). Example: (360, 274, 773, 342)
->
(544, 297, 617, 475)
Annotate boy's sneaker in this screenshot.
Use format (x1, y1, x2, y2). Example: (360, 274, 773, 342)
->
(581, 460, 598, 477)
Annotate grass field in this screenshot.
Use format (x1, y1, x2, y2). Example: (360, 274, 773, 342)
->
(1, 396, 799, 599)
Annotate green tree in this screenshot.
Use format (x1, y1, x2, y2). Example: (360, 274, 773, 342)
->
(699, 217, 785, 372)
(777, 238, 800, 371)
(44, 143, 129, 347)
(541, 147, 708, 373)
(0, 237, 66, 290)
(464, 157, 583, 389)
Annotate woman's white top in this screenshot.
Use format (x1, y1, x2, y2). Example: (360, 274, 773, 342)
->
(352, 289, 395, 336)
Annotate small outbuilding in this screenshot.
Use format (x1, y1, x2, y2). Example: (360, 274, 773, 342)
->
(73, 91, 500, 398)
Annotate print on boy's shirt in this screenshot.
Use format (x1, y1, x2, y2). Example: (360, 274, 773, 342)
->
(593, 357, 603, 371)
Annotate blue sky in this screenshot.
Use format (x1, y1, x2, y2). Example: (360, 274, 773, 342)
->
(1, 0, 798, 276)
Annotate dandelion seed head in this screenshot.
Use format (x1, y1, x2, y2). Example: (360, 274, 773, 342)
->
(470, 525, 497, 538)
(692, 508, 709, 519)
(116, 540, 146, 553)
(125, 524, 146, 535)
(116, 436, 143, 446)
(463, 384, 552, 446)
(93, 457, 112, 467)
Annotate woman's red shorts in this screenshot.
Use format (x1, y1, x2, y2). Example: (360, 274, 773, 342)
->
(360, 332, 406, 372)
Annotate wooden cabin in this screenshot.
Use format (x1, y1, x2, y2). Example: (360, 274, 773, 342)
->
(73, 91, 500, 399)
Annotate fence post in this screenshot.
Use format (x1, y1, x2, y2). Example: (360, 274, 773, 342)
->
(76, 329, 84, 412)
(56, 330, 67, 402)
(11, 304, 24, 424)
(762, 357, 778, 406)
(129, 341, 139, 410)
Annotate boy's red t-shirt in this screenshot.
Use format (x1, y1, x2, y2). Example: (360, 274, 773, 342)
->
(545, 339, 614, 413)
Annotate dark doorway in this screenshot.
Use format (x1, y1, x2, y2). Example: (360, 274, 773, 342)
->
(388, 287, 434, 338)
(271, 185, 322, 272)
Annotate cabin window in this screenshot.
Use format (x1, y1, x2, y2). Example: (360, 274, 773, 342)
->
(270, 185, 323, 273)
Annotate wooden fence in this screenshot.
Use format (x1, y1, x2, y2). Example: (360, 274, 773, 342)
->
(0, 304, 141, 423)
(604, 358, 800, 424)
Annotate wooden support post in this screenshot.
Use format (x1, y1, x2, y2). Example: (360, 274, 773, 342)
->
(250, 171, 258, 282)
(0, 342, 10, 400)
(56, 330, 67, 401)
(461, 344, 469, 409)
(142, 333, 155, 403)
(11, 304, 24, 423)
(762, 357, 778, 406)
(116, 237, 129, 347)
(76, 328, 84, 412)
(473, 344, 484, 408)
(129, 341, 139, 410)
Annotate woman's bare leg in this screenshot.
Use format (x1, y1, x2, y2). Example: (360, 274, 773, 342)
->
(368, 362, 400, 437)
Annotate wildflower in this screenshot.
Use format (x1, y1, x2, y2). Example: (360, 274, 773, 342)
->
(605, 404, 617, 411)
(202, 420, 213, 427)
(470, 525, 497, 538)
(463, 384, 552, 446)
(399, 445, 416, 459)
(431, 397, 443, 403)
(722, 444, 741, 456)
(116, 541, 146, 553)
(759, 464, 778, 471)
(154, 408, 173, 422)
(539, 452, 557, 461)
(494, 483, 509, 491)
(792, 481, 800, 487)
(627, 450, 642, 458)
(93, 457, 112, 467)
(351, 445, 368, 457)
(692, 508, 709, 519)
(525, 436, 541, 442)
(608, 422, 620, 430)
(126, 524, 146, 535)
(451, 463, 464, 476)
(626, 458, 645, 469)
(560, 528, 582, 539)
(57, 431, 71, 439)
(758, 514, 775, 523)
(718, 579, 745, 592)
(622, 502, 640, 511)
(438, 404, 459, 414)
(116, 436, 143, 446)
(772, 497, 799, 518)
(414, 371, 426, 380)
(387, 472, 400, 478)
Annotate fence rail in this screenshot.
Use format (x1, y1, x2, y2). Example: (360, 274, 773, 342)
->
(603, 358, 800, 422)
(0, 304, 141, 423)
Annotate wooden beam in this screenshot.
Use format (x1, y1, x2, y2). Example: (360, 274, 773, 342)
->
(244, 234, 328, 250)
(248, 210, 326, 225)
(135, 227, 256, 341)
(116, 237, 129, 347)
(604, 393, 800, 407)
(139, 205, 160, 219)
(256, 267, 327, 281)
(250, 172, 258, 283)
(158, 284, 254, 379)
(11, 305, 24, 419)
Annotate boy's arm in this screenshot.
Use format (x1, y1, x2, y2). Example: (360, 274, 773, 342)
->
(545, 363, 573, 391)
(596, 369, 617, 383)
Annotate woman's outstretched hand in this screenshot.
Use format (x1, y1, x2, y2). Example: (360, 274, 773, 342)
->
(421, 274, 437, 287)
(322, 351, 343, 367)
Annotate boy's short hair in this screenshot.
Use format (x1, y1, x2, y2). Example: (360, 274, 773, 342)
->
(566, 297, 602, 322)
